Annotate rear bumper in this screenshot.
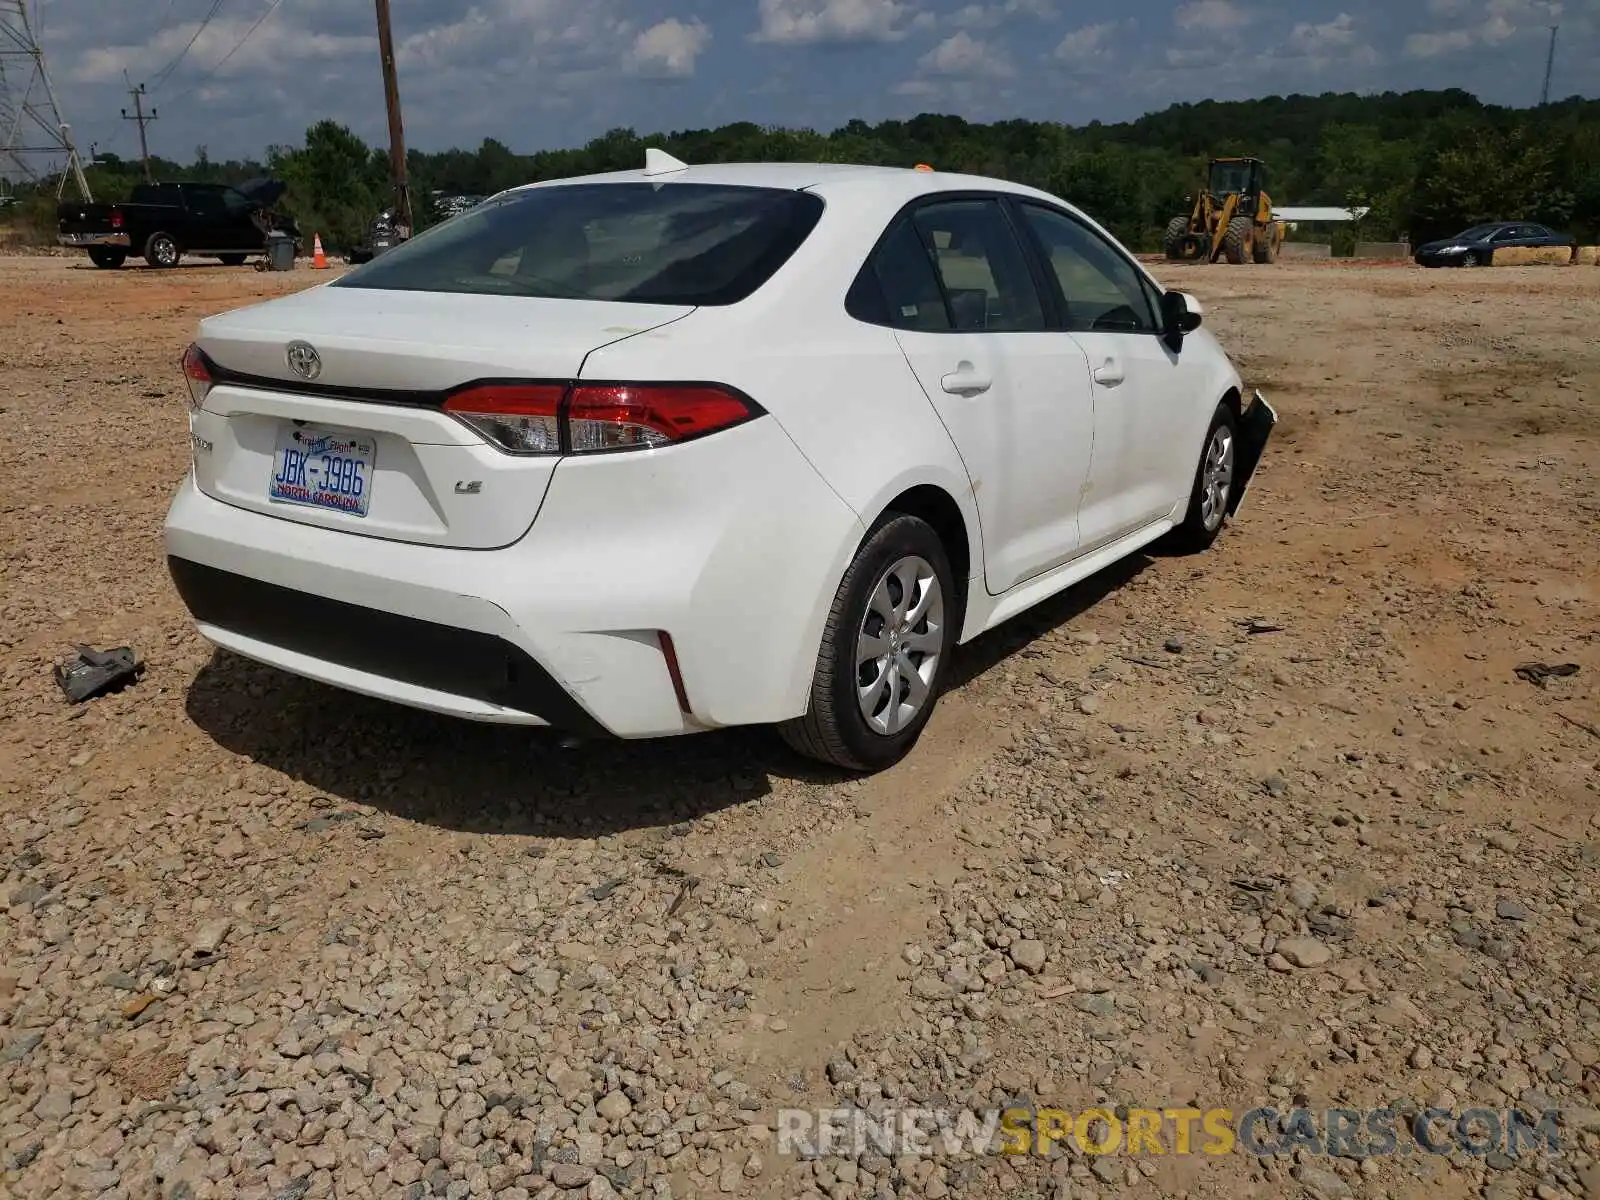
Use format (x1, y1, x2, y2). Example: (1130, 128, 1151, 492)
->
(167, 556, 605, 733)
(162, 416, 863, 738)
(59, 232, 131, 249)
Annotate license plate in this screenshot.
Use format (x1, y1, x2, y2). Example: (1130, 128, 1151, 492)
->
(268, 424, 376, 517)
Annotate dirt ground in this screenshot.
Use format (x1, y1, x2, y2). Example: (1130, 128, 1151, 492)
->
(2, 254, 1598, 1200)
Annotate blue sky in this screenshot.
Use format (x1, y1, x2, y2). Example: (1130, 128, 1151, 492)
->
(18, 0, 1596, 163)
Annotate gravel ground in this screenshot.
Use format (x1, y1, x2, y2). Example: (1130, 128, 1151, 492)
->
(2, 255, 1598, 1200)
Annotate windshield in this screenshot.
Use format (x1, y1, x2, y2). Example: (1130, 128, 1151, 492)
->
(1455, 224, 1502, 241)
(333, 182, 825, 306)
(1208, 161, 1255, 196)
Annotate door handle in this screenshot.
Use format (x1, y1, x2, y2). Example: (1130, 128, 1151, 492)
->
(941, 362, 992, 396)
(1092, 357, 1124, 386)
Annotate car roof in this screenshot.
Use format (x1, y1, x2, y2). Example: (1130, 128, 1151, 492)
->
(507, 160, 1062, 207)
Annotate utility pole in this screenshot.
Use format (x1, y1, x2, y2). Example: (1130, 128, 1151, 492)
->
(0, 0, 92, 199)
(121, 79, 156, 182)
(373, 0, 412, 237)
(1539, 25, 1557, 106)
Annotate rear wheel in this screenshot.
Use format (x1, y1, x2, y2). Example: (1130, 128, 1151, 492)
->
(87, 248, 126, 269)
(144, 233, 181, 269)
(1222, 216, 1252, 265)
(1163, 217, 1191, 261)
(1167, 401, 1239, 554)
(779, 513, 956, 772)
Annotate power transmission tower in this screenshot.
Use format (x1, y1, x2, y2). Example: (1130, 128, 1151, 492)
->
(1539, 25, 1558, 106)
(0, 0, 91, 199)
(121, 80, 157, 182)
(374, 0, 413, 237)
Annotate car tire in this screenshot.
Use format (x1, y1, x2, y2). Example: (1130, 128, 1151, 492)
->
(144, 233, 181, 269)
(1163, 216, 1191, 261)
(1461, 250, 1484, 268)
(1166, 400, 1240, 554)
(87, 248, 126, 269)
(779, 513, 957, 773)
(1222, 216, 1252, 265)
(219, 254, 247, 266)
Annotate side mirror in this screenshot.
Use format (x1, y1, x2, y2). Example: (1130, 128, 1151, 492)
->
(1160, 290, 1202, 348)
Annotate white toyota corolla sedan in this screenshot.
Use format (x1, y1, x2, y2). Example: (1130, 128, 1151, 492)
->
(164, 151, 1275, 772)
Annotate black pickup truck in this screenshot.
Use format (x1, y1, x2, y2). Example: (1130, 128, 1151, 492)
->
(57, 178, 299, 269)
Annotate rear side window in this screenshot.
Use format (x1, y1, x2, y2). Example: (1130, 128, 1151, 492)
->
(850, 218, 952, 332)
(334, 183, 824, 306)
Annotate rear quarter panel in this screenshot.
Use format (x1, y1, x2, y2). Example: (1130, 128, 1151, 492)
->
(579, 302, 980, 721)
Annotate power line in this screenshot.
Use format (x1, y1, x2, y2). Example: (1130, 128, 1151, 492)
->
(164, 0, 284, 105)
(154, 0, 182, 40)
(149, 0, 227, 92)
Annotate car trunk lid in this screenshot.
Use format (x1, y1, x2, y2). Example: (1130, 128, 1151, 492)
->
(189, 286, 693, 549)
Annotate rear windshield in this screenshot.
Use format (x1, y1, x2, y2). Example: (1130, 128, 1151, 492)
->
(333, 182, 825, 306)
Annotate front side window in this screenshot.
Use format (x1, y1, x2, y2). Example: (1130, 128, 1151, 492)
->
(185, 189, 227, 217)
(334, 183, 824, 306)
(1018, 204, 1158, 334)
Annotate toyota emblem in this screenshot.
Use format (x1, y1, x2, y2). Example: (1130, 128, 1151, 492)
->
(286, 341, 322, 380)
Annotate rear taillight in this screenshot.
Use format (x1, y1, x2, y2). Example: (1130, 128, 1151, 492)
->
(566, 385, 756, 452)
(443, 382, 758, 456)
(444, 384, 564, 455)
(110, 209, 124, 230)
(181, 343, 212, 411)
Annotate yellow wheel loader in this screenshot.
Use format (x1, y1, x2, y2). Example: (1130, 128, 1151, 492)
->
(1164, 156, 1287, 264)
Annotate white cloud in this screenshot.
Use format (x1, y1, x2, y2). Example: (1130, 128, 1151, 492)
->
(1053, 22, 1117, 62)
(626, 18, 711, 78)
(1279, 13, 1378, 69)
(752, 0, 914, 44)
(946, 0, 1056, 30)
(1165, 45, 1228, 68)
(917, 31, 1015, 77)
(1174, 0, 1250, 32)
(1402, 0, 1562, 58)
(1404, 28, 1474, 55)
(66, 16, 371, 86)
(1290, 13, 1358, 50)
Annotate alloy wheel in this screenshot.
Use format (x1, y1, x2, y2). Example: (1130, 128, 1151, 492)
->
(856, 555, 945, 736)
(1199, 425, 1235, 533)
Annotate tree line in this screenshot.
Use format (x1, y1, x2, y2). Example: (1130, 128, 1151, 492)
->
(8, 87, 1599, 253)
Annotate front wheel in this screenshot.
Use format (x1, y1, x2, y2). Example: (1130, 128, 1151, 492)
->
(1222, 215, 1252, 265)
(779, 513, 957, 772)
(1163, 216, 1192, 261)
(1166, 401, 1239, 554)
(1461, 250, 1484, 267)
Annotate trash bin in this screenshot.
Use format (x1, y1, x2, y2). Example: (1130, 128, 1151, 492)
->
(265, 231, 296, 272)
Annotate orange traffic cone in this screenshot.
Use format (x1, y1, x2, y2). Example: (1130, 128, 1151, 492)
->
(312, 234, 329, 270)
